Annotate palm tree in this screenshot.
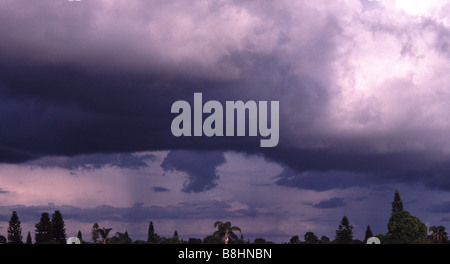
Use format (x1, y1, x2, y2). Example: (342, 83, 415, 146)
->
(98, 227, 113, 244)
(429, 226, 447, 243)
(213, 221, 241, 244)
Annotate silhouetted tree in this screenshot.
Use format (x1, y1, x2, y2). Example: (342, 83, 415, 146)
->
(320, 236, 330, 244)
(429, 226, 448, 244)
(173, 230, 179, 243)
(51, 210, 66, 244)
(110, 231, 132, 244)
(290, 235, 300, 244)
(91, 223, 100, 243)
(26, 232, 32, 244)
(304, 232, 320, 244)
(77, 230, 83, 243)
(364, 225, 374, 243)
(147, 221, 158, 243)
(98, 227, 113, 244)
(335, 216, 354, 244)
(7, 211, 22, 244)
(35, 212, 52, 244)
(392, 190, 404, 214)
(213, 221, 241, 244)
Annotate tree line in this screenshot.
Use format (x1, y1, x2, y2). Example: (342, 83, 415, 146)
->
(0, 190, 448, 244)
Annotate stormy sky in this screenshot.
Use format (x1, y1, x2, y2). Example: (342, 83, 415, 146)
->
(1, 0, 450, 242)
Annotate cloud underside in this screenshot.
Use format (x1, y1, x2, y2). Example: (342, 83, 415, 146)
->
(0, 0, 450, 192)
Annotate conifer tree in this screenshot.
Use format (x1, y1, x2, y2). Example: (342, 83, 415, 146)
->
(35, 212, 52, 244)
(51, 210, 67, 244)
(26, 232, 32, 244)
(364, 225, 373, 243)
(147, 221, 157, 243)
(7, 211, 23, 244)
(335, 216, 354, 244)
(92, 223, 100, 243)
(77, 230, 83, 242)
(391, 189, 404, 214)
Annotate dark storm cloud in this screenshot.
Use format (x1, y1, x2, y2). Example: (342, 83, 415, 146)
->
(313, 197, 346, 209)
(161, 150, 226, 193)
(0, 0, 450, 193)
(25, 153, 156, 170)
(0, 200, 258, 223)
(152, 186, 170, 193)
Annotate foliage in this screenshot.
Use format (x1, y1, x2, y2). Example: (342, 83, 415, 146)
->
(304, 232, 320, 244)
(77, 230, 83, 242)
(7, 211, 23, 244)
(26, 232, 32, 244)
(203, 234, 224, 244)
(391, 190, 404, 214)
(213, 221, 241, 244)
(289, 235, 300, 244)
(335, 216, 354, 244)
(98, 227, 113, 244)
(429, 226, 448, 244)
(35, 212, 52, 244)
(364, 225, 373, 243)
(51, 210, 67, 244)
(91, 223, 100, 243)
(109, 231, 132, 244)
(147, 221, 159, 243)
(387, 211, 427, 243)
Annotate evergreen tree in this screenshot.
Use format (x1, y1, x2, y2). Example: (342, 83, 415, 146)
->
(26, 232, 32, 244)
(364, 225, 374, 243)
(51, 210, 67, 244)
(92, 223, 100, 243)
(7, 211, 23, 244)
(173, 230, 179, 243)
(335, 216, 354, 244)
(147, 221, 158, 243)
(35, 212, 52, 244)
(77, 230, 83, 242)
(392, 190, 404, 214)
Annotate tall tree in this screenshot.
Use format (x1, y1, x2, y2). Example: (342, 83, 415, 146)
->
(364, 225, 374, 243)
(91, 223, 100, 243)
(35, 212, 52, 244)
(213, 221, 242, 244)
(147, 221, 158, 243)
(335, 216, 354, 244)
(51, 210, 67, 244)
(391, 190, 404, 214)
(173, 230, 179, 243)
(26, 232, 32, 244)
(7, 211, 23, 244)
(77, 230, 83, 243)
